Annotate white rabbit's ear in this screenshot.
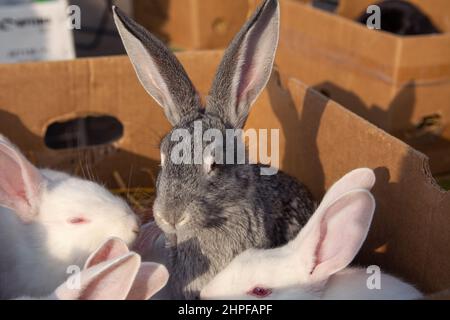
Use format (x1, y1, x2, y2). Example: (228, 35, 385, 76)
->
(0, 139, 43, 222)
(295, 190, 376, 282)
(206, 0, 280, 129)
(299, 168, 376, 239)
(321, 168, 376, 208)
(84, 237, 130, 269)
(55, 253, 141, 300)
(126, 262, 169, 300)
(112, 6, 201, 126)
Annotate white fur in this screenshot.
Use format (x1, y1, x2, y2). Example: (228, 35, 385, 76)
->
(200, 245, 422, 300)
(200, 168, 423, 300)
(15, 238, 169, 300)
(0, 139, 139, 299)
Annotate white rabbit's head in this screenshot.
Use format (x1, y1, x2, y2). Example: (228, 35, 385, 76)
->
(0, 137, 140, 266)
(201, 169, 376, 300)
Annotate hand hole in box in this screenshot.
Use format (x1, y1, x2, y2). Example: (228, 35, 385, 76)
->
(318, 88, 331, 98)
(312, 0, 339, 13)
(44, 115, 124, 150)
(356, 0, 441, 36)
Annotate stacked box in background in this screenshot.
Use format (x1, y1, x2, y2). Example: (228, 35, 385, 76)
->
(275, 0, 450, 176)
(133, 0, 251, 50)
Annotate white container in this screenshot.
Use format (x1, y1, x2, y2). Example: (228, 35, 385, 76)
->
(0, 0, 75, 63)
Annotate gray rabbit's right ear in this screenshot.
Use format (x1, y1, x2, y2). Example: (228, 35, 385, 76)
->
(112, 6, 201, 126)
(206, 0, 280, 129)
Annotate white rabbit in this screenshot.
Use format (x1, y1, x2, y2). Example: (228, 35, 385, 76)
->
(201, 168, 423, 300)
(0, 135, 140, 299)
(16, 238, 169, 300)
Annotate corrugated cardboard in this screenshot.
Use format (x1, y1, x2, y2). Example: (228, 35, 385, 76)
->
(133, 0, 251, 49)
(276, 0, 450, 175)
(0, 51, 449, 297)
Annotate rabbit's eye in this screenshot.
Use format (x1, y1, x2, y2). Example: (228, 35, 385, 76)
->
(68, 217, 90, 225)
(248, 287, 272, 298)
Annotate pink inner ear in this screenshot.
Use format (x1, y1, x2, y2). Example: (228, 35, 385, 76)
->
(237, 59, 256, 103)
(314, 213, 351, 269)
(126, 263, 169, 300)
(0, 154, 28, 204)
(84, 238, 130, 269)
(78, 254, 140, 300)
(0, 142, 43, 220)
(305, 191, 375, 281)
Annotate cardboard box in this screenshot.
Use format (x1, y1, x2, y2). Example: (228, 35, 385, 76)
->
(0, 51, 449, 297)
(275, 0, 450, 175)
(133, 0, 251, 50)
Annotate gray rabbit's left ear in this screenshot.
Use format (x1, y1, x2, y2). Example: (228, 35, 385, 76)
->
(113, 6, 201, 126)
(206, 0, 280, 129)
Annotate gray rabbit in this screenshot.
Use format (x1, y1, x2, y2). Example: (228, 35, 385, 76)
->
(113, 0, 315, 299)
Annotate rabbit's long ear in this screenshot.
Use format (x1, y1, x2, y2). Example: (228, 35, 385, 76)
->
(126, 262, 169, 300)
(320, 168, 375, 213)
(0, 138, 43, 222)
(113, 6, 201, 126)
(294, 190, 376, 282)
(54, 253, 141, 300)
(84, 237, 130, 269)
(206, 0, 279, 129)
(298, 168, 375, 240)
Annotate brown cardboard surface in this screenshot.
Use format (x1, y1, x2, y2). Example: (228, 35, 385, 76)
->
(0, 51, 222, 187)
(0, 51, 449, 295)
(133, 0, 251, 50)
(276, 0, 450, 175)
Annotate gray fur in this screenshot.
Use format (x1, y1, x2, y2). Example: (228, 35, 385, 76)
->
(113, 0, 315, 300)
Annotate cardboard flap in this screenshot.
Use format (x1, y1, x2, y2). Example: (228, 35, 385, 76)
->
(281, 77, 449, 293)
(280, 0, 450, 84)
(279, 1, 398, 81)
(245, 69, 450, 293)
